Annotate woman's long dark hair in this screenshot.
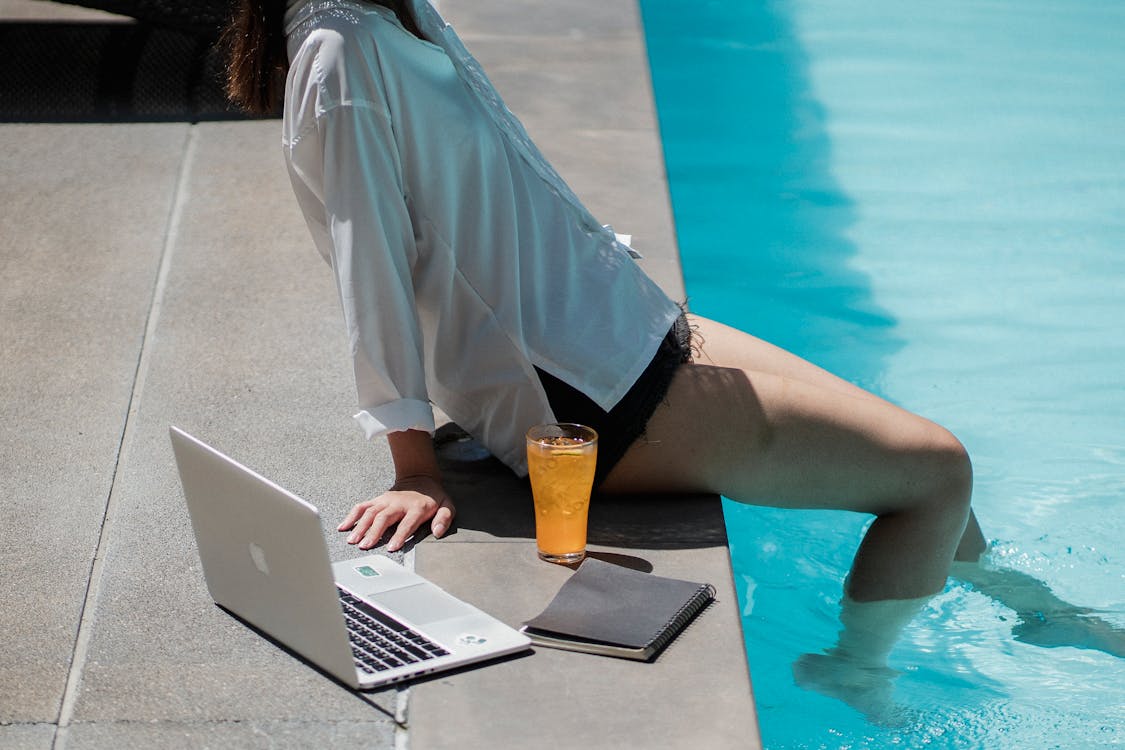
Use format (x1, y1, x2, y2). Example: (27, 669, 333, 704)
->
(221, 0, 289, 115)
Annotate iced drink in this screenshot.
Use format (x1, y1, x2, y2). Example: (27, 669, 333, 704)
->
(526, 424, 598, 564)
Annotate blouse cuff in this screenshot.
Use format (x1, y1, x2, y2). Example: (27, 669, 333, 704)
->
(354, 399, 436, 440)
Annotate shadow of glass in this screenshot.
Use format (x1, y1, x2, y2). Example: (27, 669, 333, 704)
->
(585, 550, 654, 573)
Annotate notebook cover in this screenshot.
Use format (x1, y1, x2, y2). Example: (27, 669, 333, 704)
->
(521, 558, 713, 656)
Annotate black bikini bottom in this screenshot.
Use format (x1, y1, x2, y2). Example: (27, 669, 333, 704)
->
(534, 313, 692, 488)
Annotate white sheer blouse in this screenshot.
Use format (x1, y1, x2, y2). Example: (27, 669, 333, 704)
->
(281, 0, 681, 474)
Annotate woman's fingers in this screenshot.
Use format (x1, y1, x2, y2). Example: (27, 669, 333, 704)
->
(341, 497, 441, 549)
(337, 501, 368, 532)
(431, 498, 456, 538)
(386, 508, 428, 552)
(340, 479, 454, 551)
(356, 504, 402, 549)
(385, 496, 455, 550)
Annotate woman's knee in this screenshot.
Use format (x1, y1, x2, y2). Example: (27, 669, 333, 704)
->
(938, 426, 973, 494)
(912, 423, 974, 513)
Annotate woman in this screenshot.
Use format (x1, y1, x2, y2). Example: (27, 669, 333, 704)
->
(222, 0, 993, 705)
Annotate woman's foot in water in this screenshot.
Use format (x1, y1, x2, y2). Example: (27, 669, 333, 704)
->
(792, 594, 929, 725)
(792, 650, 914, 726)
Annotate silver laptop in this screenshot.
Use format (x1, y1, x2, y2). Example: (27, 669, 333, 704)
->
(169, 426, 530, 689)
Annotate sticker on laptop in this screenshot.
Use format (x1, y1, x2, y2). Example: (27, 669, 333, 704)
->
(354, 565, 381, 577)
(457, 634, 488, 646)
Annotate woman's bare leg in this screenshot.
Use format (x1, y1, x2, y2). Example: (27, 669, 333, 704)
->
(600, 316, 977, 718)
(690, 314, 989, 561)
(686, 314, 892, 404)
(601, 315, 975, 602)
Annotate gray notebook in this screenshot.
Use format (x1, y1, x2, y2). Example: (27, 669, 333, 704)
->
(520, 558, 715, 661)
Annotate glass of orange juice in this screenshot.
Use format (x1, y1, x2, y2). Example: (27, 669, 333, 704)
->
(525, 423, 598, 564)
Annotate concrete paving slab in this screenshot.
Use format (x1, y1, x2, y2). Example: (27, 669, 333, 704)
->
(66, 121, 402, 726)
(447, 0, 639, 39)
(0, 122, 187, 722)
(60, 720, 395, 749)
(0, 724, 55, 750)
(411, 542, 758, 749)
(467, 36, 657, 132)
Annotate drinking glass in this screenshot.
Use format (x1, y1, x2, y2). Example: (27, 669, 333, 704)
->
(525, 423, 598, 564)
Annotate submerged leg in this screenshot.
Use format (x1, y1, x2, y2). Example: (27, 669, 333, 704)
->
(792, 595, 928, 723)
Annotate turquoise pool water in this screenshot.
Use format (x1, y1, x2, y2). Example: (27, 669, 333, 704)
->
(639, 0, 1125, 746)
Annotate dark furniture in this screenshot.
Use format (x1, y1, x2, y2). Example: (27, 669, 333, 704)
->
(51, 0, 235, 38)
(2, 1, 265, 122)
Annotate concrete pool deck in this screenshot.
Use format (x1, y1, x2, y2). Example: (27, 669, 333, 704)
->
(0, 0, 760, 747)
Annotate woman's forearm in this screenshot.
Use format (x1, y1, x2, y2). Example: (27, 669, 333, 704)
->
(386, 428, 442, 484)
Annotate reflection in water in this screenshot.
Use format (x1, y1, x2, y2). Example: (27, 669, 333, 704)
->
(952, 556, 1125, 659)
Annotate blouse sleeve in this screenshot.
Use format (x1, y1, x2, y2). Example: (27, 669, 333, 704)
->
(314, 100, 435, 438)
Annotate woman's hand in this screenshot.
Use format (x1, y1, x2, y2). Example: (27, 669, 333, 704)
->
(338, 474, 455, 552)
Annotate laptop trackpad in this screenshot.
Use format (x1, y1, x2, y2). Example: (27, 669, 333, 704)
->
(366, 583, 476, 625)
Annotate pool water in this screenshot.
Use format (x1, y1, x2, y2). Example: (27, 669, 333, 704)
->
(639, 0, 1125, 746)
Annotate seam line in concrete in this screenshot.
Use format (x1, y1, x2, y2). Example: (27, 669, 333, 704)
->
(51, 125, 199, 750)
(394, 547, 416, 745)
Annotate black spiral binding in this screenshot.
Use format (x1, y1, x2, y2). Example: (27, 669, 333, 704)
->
(648, 583, 716, 656)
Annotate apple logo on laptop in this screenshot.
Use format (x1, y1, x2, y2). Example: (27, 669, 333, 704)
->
(248, 542, 270, 575)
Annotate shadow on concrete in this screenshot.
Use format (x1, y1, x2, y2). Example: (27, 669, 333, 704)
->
(433, 424, 728, 550)
(220, 600, 536, 700)
(217, 604, 404, 713)
(0, 21, 276, 123)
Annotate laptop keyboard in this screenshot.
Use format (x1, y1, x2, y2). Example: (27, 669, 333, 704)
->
(337, 588, 451, 674)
